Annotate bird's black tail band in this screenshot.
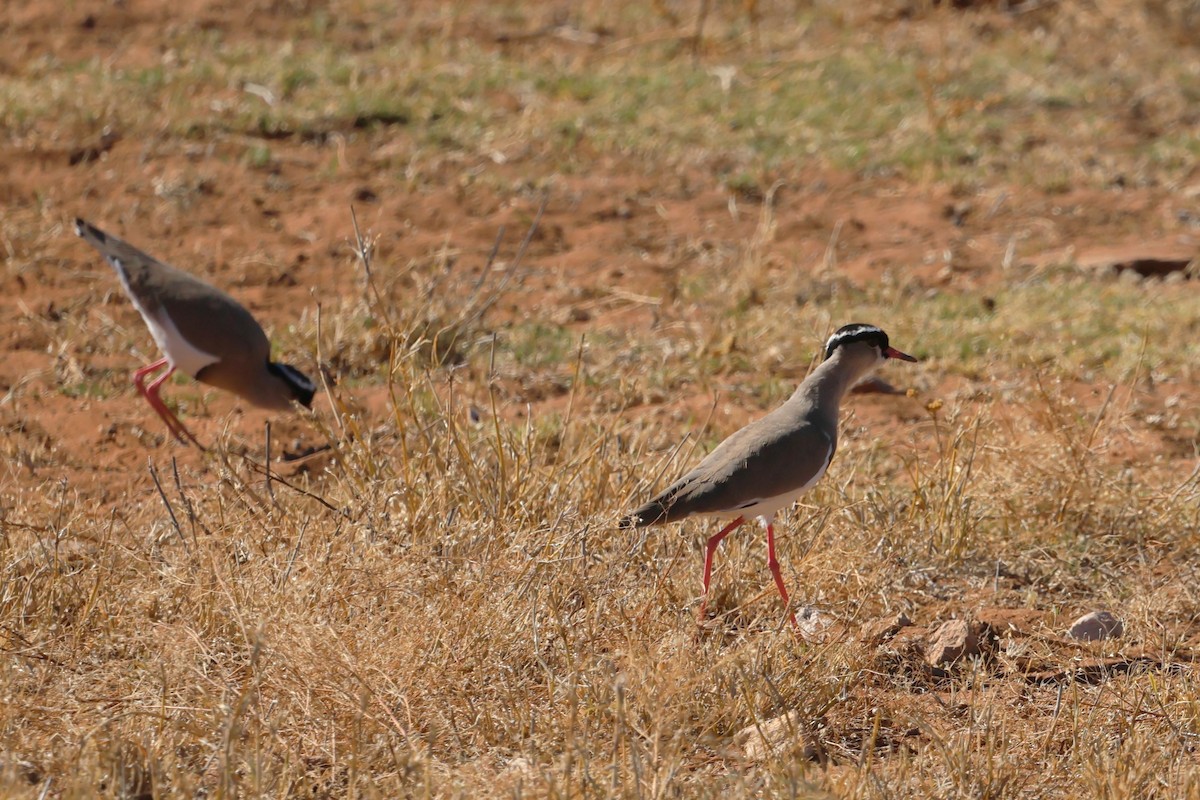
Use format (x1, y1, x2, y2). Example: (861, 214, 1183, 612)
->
(619, 501, 669, 529)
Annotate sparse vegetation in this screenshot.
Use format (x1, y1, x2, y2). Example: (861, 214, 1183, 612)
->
(2, 0, 1200, 797)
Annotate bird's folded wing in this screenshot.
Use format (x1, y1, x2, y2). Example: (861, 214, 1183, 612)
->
(648, 416, 835, 521)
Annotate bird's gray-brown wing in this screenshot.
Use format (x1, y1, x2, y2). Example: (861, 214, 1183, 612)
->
(622, 409, 835, 526)
(75, 219, 273, 373)
(155, 274, 273, 372)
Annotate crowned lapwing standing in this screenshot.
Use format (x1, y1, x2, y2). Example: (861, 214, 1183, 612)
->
(74, 219, 316, 447)
(621, 323, 918, 627)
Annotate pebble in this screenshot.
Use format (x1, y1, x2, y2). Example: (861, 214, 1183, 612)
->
(926, 618, 980, 667)
(1067, 610, 1124, 641)
(734, 710, 823, 762)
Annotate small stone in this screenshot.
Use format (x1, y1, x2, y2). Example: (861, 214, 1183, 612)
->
(734, 710, 823, 762)
(943, 201, 971, 227)
(1067, 610, 1124, 641)
(796, 605, 831, 639)
(926, 619, 980, 667)
(557, 306, 591, 324)
(500, 756, 537, 780)
(860, 611, 912, 645)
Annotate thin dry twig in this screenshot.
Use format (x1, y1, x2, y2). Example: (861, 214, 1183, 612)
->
(238, 454, 343, 515)
(264, 421, 278, 508)
(147, 457, 188, 550)
(350, 204, 394, 332)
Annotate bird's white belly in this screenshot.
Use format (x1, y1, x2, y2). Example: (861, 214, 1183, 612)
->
(142, 306, 220, 377)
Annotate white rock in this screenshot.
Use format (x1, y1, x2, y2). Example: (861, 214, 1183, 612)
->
(796, 605, 831, 639)
(1067, 610, 1124, 641)
(860, 611, 913, 645)
(734, 710, 822, 762)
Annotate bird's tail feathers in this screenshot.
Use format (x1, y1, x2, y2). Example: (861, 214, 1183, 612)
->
(73, 218, 138, 280)
(74, 218, 111, 254)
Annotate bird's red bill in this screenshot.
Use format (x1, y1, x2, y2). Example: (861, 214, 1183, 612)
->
(885, 346, 918, 362)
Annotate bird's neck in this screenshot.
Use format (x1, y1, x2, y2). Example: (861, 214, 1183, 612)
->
(789, 351, 876, 421)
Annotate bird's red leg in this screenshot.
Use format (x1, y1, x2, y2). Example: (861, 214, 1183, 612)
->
(697, 515, 744, 622)
(135, 359, 188, 441)
(134, 359, 201, 447)
(766, 522, 799, 628)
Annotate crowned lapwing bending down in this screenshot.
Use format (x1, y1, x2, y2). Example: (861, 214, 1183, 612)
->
(74, 219, 316, 447)
(620, 324, 917, 627)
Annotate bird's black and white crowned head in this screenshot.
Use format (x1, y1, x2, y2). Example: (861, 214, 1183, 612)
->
(824, 323, 918, 364)
(267, 361, 317, 408)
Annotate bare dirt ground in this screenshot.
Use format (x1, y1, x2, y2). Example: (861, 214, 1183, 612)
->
(3, 0, 1195, 500)
(5, 81, 1189, 496)
(3, 0, 1200, 796)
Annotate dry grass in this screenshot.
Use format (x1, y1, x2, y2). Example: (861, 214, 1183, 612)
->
(7, 274, 1200, 796)
(4, 0, 1200, 797)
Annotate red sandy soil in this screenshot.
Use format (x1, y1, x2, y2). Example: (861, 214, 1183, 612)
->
(2, 0, 1195, 506)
